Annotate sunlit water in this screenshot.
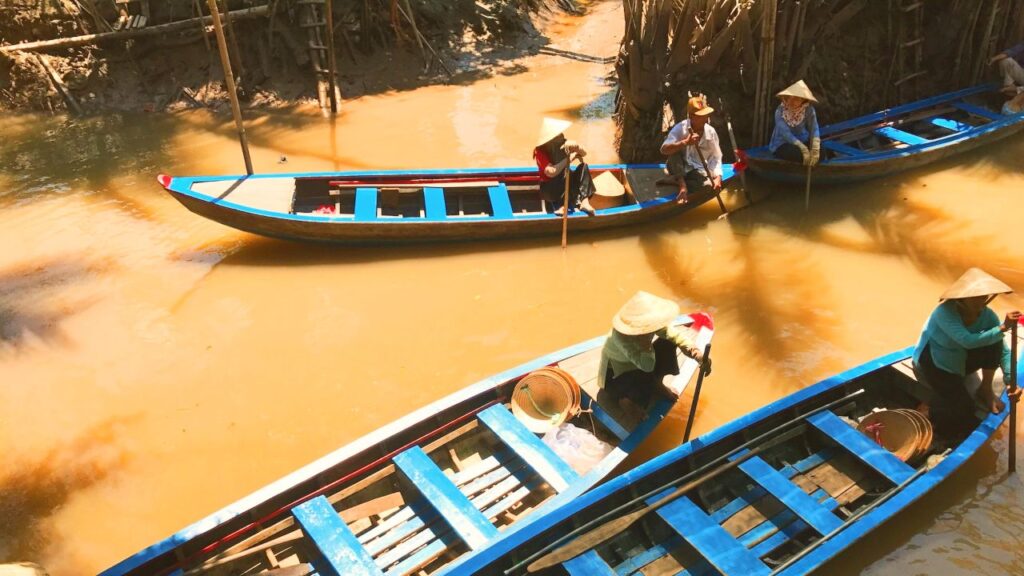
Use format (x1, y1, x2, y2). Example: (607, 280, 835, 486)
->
(1, 2, 1023, 574)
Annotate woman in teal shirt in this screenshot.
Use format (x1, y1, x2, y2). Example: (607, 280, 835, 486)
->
(913, 268, 1020, 440)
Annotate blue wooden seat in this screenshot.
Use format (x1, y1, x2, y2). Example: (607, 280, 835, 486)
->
(951, 101, 1002, 121)
(581, 391, 629, 440)
(736, 457, 843, 536)
(354, 187, 378, 221)
(423, 187, 447, 221)
(477, 404, 578, 492)
(488, 184, 514, 219)
(874, 126, 929, 146)
(821, 140, 866, 157)
(292, 495, 383, 576)
(711, 450, 831, 525)
(746, 488, 839, 558)
(930, 117, 972, 132)
(807, 410, 915, 484)
(562, 550, 616, 575)
(393, 446, 498, 550)
(655, 496, 770, 576)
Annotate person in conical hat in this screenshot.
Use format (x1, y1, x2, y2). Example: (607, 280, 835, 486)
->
(597, 291, 710, 418)
(533, 117, 595, 216)
(659, 94, 724, 205)
(767, 80, 822, 167)
(912, 267, 1021, 441)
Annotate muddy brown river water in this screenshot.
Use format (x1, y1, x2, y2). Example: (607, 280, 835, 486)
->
(1, 3, 1023, 574)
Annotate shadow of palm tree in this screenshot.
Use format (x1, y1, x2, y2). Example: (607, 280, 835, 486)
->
(0, 259, 102, 351)
(0, 418, 135, 562)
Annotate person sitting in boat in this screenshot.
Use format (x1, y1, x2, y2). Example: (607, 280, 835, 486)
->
(533, 118, 596, 216)
(597, 292, 709, 418)
(768, 80, 821, 167)
(1001, 86, 1024, 115)
(659, 95, 724, 205)
(989, 41, 1024, 95)
(912, 268, 1021, 441)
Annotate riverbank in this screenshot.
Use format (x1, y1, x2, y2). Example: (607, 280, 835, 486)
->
(0, 0, 576, 114)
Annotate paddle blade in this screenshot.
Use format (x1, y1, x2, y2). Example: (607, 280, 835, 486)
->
(526, 509, 644, 572)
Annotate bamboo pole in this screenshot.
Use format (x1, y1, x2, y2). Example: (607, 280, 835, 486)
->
(0, 5, 269, 54)
(207, 0, 253, 175)
(219, 0, 245, 84)
(325, 0, 338, 114)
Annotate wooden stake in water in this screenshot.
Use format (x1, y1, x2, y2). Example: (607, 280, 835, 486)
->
(1011, 321, 1018, 473)
(325, 0, 339, 114)
(207, 0, 253, 175)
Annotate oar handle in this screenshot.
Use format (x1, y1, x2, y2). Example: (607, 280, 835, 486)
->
(1010, 321, 1018, 473)
(690, 136, 727, 213)
(682, 343, 711, 443)
(560, 152, 576, 249)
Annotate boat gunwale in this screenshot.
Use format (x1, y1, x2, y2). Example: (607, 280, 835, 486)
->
(451, 344, 1018, 575)
(100, 315, 712, 576)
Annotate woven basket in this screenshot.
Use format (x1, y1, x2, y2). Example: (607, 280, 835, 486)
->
(510, 367, 581, 434)
(857, 410, 921, 462)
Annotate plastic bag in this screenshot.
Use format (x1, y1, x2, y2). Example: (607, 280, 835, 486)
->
(542, 422, 613, 474)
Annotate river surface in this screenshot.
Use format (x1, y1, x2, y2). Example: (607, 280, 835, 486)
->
(1, 2, 1023, 574)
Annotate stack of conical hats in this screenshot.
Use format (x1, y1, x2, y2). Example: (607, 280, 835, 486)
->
(510, 367, 581, 434)
(856, 409, 933, 462)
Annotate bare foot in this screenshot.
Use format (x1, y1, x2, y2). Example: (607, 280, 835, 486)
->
(676, 189, 689, 205)
(991, 398, 1005, 414)
(580, 198, 596, 216)
(554, 206, 566, 216)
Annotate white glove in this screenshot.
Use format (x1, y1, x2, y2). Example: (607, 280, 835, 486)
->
(809, 137, 821, 166)
(796, 141, 810, 166)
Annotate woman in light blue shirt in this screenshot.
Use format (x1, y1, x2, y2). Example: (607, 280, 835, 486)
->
(768, 80, 821, 166)
(913, 268, 1020, 440)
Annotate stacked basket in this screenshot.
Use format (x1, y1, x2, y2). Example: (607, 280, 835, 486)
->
(856, 409, 933, 462)
(510, 367, 581, 434)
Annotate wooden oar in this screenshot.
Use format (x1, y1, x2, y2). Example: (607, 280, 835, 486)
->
(516, 388, 867, 573)
(682, 343, 711, 444)
(717, 97, 751, 205)
(691, 137, 728, 215)
(804, 162, 813, 210)
(560, 153, 575, 249)
(1011, 320, 1019, 473)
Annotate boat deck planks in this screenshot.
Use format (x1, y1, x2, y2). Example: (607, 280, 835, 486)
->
(192, 176, 295, 213)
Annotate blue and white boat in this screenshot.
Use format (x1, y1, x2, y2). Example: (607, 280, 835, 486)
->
(100, 314, 714, 576)
(156, 163, 735, 245)
(746, 83, 1024, 185)
(454, 330, 1022, 576)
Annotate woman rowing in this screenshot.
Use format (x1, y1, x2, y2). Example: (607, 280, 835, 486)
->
(533, 118, 595, 216)
(768, 80, 821, 167)
(912, 268, 1021, 441)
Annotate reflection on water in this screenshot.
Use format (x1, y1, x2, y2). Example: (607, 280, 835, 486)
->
(2, 2, 1024, 573)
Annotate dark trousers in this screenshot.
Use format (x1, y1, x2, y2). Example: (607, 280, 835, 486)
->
(773, 143, 805, 163)
(602, 338, 680, 407)
(917, 342, 1002, 441)
(540, 163, 594, 212)
(666, 154, 713, 195)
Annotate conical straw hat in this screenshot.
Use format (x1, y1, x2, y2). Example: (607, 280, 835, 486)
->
(510, 369, 579, 433)
(536, 117, 572, 147)
(612, 291, 680, 336)
(592, 171, 626, 198)
(857, 410, 919, 462)
(939, 267, 1012, 301)
(776, 80, 818, 103)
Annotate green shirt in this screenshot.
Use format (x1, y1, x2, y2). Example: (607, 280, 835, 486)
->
(597, 326, 694, 389)
(912, 301, 1010, 377)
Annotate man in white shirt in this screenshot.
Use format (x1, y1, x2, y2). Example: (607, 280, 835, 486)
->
(659, 95, 723, 205)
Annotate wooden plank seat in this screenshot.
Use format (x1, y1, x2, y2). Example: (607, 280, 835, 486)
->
(292, 495, 383, 576)
(562, 551, 617, 575)
(951, 101, 1002, 121)
(655, 496, 771, 576)
(488, 184, 514, 219)
(807, 410, 916, 484)
(581, 391, 629, 441)
(874, 126, 930, 146)
(821, 140, 867, 157)
(736, 456, 844, 536)
(423, 187, 446, 221)
(930, 117, 973, 132)
(477, 404, 579, 492)
(746, 488, 839, 558)
(708, 451, 830, 525)
(354, 187, 378, 221)
(393, 447, 499, 550)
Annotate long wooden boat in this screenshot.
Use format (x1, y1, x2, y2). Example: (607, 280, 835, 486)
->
(101, 314, 714, 576)
(456, 329, 1023, 576)
(745, 83, 1024, 185)
(156, 163, 735, 245)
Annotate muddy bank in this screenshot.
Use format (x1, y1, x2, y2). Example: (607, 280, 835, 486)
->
(0, 0, 575, 114)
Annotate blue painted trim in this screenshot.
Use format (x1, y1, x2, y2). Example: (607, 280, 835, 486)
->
(930, 117, 972, 132)
(744, 488, 836, 556)
(874, 126, 930, 146)
(292, 496, 382, 576)
(581, 391, 629, 441)
(563, 551, 616, 575)
(393, 447, 498, 550)
(477, 405, 579, 493)
(807, 411, 915, 484)
(821, 140, 866, 156)
(951, 101, 1003, 121)
(737, 457, 843, 535)
(354, 187, 377, 221)
(488, 184, 514, 219)
(423, 187, 446, 221)
(656, 496, 770, 575)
